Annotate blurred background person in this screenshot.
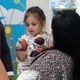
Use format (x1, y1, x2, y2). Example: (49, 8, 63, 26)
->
(0, 21, 14, 80)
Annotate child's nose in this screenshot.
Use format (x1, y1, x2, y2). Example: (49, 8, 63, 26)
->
(28, 25, 33, 29)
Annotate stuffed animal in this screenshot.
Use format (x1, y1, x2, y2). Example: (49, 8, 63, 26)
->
(30, 37, 44, 57)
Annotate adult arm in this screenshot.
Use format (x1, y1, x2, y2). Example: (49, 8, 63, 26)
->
(0, 59, 9, 80)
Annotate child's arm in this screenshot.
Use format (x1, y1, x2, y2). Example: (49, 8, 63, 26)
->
(16, 50, 27, 62)
(16, 35, 28, 61)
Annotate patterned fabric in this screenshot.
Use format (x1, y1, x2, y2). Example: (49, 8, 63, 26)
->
(17, 49, 73, 80)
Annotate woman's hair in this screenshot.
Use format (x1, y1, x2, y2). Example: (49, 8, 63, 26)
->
(52, 10, 80, 57)
(24, 6, 46, 26)
(51, 10, 80, 80)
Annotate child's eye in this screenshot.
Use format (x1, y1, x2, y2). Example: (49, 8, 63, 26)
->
(32, 23, 36, 26)
(25, 23, 29, 27)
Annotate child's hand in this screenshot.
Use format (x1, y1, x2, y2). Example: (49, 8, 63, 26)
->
(16, 38, 23, 50)
(35, 44, 44, 53)
(16, 50, 27, 62)
(16, 38, 28, 51)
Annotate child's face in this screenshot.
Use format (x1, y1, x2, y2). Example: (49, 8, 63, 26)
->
(25, 14, 43, 37)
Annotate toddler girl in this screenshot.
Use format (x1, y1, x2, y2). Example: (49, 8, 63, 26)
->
(16, 6, 53, 76)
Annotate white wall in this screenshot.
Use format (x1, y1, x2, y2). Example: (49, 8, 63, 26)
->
(27, 0, 53, 36)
